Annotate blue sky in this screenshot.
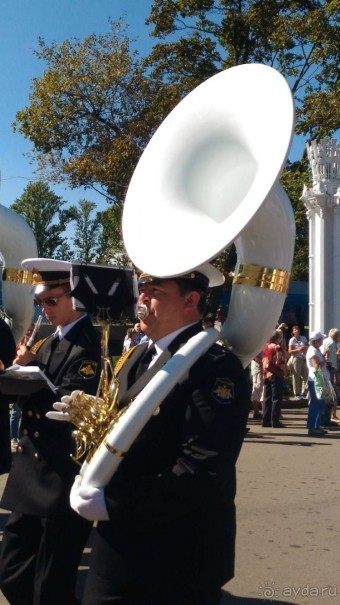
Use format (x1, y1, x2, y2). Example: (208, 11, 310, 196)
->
(0, 0, 153, 214)
(0, 0, 308, 221)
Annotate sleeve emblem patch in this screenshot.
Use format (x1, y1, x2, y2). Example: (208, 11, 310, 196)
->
(212, 378, 234, 404)
(78, 361, 98, 379)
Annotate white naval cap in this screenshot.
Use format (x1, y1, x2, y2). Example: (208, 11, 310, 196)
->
(21, 258, 71, 294)
(137, 261, 225, 289)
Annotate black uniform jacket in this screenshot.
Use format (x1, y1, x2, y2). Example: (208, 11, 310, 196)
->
(93, 322, 250, 592)
(0, 319, 17, 474)
(0, 315, 101, 517)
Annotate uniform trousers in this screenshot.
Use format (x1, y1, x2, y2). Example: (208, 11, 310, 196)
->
(0, 511, 92, 605)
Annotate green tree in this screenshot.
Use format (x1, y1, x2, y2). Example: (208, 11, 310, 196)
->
(145, 0, 338, 285)
(10, 181, 74, 259)
(280, 158, 311, 281)
(12, 4, 339, 280)
(95, 205, 129, 266)
(146, 0, 339, 138)
(70, 199, 104, 263)
(13, 19, 180, 257)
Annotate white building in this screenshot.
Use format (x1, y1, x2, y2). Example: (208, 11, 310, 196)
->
(301, 139, 340, 332)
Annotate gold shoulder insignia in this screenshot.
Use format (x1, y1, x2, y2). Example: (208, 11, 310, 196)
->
(30, 337, 49, 354)
(211, 378, 234, 404)
(78, 360, 98, 379)
(114, 345, 140, 377)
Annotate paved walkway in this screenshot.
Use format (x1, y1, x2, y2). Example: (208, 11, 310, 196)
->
(0, 403, 339, 604)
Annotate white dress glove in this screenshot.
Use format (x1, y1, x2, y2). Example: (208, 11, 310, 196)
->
(46, 390, 87, 422)
(70, 475, 109, 521)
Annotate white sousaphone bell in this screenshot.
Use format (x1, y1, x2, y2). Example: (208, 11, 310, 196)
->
(80, 63, 296, 488)
(0, 204, 38, 344)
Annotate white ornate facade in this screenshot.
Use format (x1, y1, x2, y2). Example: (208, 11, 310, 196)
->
(301, 139, 340, 332)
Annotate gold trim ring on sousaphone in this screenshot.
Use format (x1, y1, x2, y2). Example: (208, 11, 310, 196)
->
(233, 264, 290, 293)
(2, 268, 34, 284)
(77, 63, 296, 489)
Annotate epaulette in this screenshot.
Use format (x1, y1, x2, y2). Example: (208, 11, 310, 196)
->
(29, 337, 50, 354)
(114, 345, 140, 377)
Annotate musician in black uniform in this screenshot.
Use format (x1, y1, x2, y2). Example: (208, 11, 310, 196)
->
(62, 264, 250, 605)
(0, 259, 102, 605)
(0, 317, 17, 473)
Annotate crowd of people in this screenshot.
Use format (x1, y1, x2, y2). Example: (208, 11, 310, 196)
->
(249, 324, 340, 436)
(0, 254, 339, 604)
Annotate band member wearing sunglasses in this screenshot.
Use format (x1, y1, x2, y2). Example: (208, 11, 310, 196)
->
(0, 258, 102, 605)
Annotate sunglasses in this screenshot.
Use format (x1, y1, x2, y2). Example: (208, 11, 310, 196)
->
(34, 292, 69, 308)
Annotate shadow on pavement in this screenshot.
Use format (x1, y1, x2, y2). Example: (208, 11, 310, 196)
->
(222, 591, 293, 604)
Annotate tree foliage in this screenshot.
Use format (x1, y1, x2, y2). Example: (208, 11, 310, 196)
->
(13, 19, 182, 257)
(146, 0, 339, 139)
(10, 181, 75, 259)
(12, 4, 339, 281)
(280, 160, 311, 281)
(13, 20, 180, 203)
(145, 0, 338, 283)
(69, 199, 105, 264)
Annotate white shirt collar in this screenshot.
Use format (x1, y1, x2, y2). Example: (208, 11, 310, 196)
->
(55, 314, 87, 340)
(148, 321, 201, 361)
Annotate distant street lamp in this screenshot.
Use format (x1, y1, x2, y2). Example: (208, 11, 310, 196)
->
(301, 139, 340, 332)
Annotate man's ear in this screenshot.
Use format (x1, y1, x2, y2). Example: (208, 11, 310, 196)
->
(184, 291, 201, 309)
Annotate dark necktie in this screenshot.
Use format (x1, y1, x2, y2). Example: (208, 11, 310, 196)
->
(135, 345, 157, 380)
(50, 334, 60, 358)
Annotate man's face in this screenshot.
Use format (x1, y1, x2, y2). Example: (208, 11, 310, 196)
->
(34, 287, 80, 328)
(138, 279, 201, 342)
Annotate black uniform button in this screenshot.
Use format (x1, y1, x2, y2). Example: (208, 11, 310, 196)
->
(17, 446, 24, 454)
(34, 431, 39, 438)
(23, 429, 28, 435)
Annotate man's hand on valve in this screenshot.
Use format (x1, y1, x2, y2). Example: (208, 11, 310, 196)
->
(70, 474, 109, 521)
(45, 390, 84, 422)
(46, 391, 105, 426)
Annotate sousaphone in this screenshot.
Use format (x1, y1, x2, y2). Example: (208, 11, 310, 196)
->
(78, 63, 296, 488)
(0, 204, 38, 343)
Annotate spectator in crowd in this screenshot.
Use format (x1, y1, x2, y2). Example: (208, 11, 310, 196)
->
(262, 330, 288, 428)
(306, 330, 329, 437)
(288, 325, 308, 399)
(133, 322, 144, 343)
(122, 327, 138, 354)
(321, 328, 340, 423)
(250, 353, 263, 420)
